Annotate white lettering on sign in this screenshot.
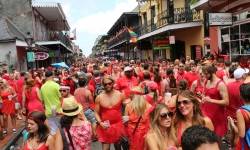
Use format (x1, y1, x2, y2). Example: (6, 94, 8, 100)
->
(35, 52, 49, 60)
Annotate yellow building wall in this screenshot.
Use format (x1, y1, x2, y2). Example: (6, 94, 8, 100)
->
(173, 26, 204, 56)
(166, 49, 170, 59)
(174, 0, 185, 8)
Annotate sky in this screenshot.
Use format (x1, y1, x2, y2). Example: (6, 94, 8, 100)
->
(38, 0, 138, 57)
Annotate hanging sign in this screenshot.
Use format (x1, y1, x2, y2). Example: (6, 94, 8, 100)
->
(27, 52, 35, 62)
(209, 13, 233, 26)
(169, 36, 175, 44)
(35, 52, 49, 60)
(196, 45, 202, 59)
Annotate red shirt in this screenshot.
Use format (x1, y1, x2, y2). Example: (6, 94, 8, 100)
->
(176, 71, 186, 82)
(216, 69, 228, 80)
(138, 71, 153, 82)
(183, 72, 199, 89)
(8, 80, 17, 91)
(226, 81, 244, 120)
(116, 76, 139, 98)
(2, 74, 10, 81)
(89, 77, 101, 90)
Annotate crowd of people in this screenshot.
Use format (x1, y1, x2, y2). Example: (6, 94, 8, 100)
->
(0, 53, 250, 150)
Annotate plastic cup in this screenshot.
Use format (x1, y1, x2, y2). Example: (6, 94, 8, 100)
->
(165, 93, 172, 100)
(8, 95, 12, 100)
(51, 105, 57, 116)
(103, 120, 110, 127)
(15, 103, 20, 110)
(122, 116, 129, 122)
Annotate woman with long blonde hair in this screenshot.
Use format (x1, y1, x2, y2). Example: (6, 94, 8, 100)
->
(145, 103, 177, 150)
(123, 86, 151, 150)
(174, 90, 214, 147)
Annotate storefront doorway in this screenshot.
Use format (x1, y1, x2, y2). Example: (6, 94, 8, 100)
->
(170, 40, 185, 61)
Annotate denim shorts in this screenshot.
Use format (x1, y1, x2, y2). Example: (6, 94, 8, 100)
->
(84, 108, 97, 124)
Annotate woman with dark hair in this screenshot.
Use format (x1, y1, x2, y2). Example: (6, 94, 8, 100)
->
(153, 67, 162, 96)
(22, 78, 44, 115)
(174, 90, 214, 147)
(228, 84, 250, 150)
(55, 97, 91, 150)
(34, 72, 45, 89)
(19, 111, 55, 150)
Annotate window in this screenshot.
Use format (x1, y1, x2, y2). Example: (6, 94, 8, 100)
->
(143, 13, 147, 25)
(205, 44, 210, 55)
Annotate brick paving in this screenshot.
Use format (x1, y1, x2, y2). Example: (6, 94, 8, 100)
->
(0, 116, 24, 148)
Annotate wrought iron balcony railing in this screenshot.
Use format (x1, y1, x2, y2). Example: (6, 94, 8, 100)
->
(140, 7, 203, 35)
(108, 26, 140, 48)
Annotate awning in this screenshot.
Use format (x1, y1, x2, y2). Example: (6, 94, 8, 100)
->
(32, 2, 70, 30)
(35, 41, 73, 53)
(138, 21, 203, 40)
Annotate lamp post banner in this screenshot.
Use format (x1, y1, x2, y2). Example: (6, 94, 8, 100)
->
(27, 52, 35, 62)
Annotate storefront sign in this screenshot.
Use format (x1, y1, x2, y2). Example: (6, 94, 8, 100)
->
(154, 46, 170, 50)
(209, 13, 232, 26)
(49, 50, 60, 57)
(196, 45, 202, 59)
(27, 52, 35, 62)
(120, 52, 124, 56)
(169, 36, 175, 44)
(35, 52, 49, 60)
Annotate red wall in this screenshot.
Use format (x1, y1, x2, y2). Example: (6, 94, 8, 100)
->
(204, 27, 219, 55)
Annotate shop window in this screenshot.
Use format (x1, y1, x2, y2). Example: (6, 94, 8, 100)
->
(221, 28, 229, 42)
(240, 23, 250, 54)
(230, 26, 239, 40)
(231, 41, 240, 54)
(221, 42, 229, 55)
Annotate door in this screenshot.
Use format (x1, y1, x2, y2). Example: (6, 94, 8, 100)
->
(190, 45, 202, 60)
(170, 40, 185, 61)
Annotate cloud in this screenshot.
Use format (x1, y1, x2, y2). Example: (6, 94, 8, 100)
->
(71, 0, 138, 34)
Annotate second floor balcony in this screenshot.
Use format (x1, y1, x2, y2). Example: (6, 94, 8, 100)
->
(140, 7, 203, 35)
(108, 26, 140, 48)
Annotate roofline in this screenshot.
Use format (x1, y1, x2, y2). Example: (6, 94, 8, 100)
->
(107, 12, 139, 34)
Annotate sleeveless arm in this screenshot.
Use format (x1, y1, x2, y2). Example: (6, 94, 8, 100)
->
(86, 90, 93, 104)
(236, 109, 246, 138)
(55, 129, 63, 150)
(46, 135, 55, 150)
(204, 116, 214, 131)
(36, 87, 41, 100)
(94, 95, 102, 124)
(190, 80, 197, 93)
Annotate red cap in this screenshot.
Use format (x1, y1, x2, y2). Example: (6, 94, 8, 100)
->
(48, 66, 52, 71)
(37, 68, 41, 72)
(148, 81, 158, 90)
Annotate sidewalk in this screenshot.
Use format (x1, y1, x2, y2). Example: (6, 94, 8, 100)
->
(0, 117, 24, 148)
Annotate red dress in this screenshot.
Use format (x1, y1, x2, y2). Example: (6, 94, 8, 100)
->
(202, 80, 227, 136)
(96, 100, 123, 144)
(24, 142, 47, 150)
(1, 90, 16, 114)
(25, 87, 44, 114)
(123, 104, 150, 150)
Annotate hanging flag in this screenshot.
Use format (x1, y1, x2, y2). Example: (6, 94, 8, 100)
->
(127, 28, 138, 43)
(72, 28, 76, 40)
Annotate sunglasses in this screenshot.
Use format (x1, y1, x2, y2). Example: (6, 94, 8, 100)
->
(103, 82, 113, 86)
(170, 65, 174, 67)
(177, 100, 192, 107)
(179, 66, 184, 68)
(160, 112, 174, 119)
(59, 90, 67, 93)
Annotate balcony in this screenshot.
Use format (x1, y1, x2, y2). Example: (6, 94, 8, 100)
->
(108, 26, 140, 49)
(140, 7, 203, 35)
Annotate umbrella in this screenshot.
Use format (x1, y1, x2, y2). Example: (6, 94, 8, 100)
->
(51, 62, 69, 69)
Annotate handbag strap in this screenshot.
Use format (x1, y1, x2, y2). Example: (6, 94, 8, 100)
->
(65, 127, 75, 150)
(132, 116, 142, 135)
(59, 126, 69, 150)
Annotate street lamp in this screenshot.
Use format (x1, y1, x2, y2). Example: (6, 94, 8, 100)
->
(25, 32, 34, 78)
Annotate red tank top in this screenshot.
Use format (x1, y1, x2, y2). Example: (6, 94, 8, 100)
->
(24, 142, 47, 150)
(195, 80, 203, 93)
(99, 100, 122, 124)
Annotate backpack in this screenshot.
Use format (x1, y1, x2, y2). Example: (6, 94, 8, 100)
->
(144, 82, 149, 94)
(239, 105, 250, 149)
(94, 78, 105, 99)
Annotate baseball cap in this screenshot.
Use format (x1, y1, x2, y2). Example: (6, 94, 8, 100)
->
(234, 68, 246, 79)
(148, 81, 158, 90)
(124, 66, 133, 72)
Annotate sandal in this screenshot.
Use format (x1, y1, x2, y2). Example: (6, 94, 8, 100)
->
(222, 138, 227, 144)
(3, 130, 7, 135)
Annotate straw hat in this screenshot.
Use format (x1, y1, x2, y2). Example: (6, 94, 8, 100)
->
(202, 60, 212, 65)
(61, 97, 82, 116)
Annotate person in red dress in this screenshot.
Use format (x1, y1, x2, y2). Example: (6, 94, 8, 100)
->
(34, 72, 45, 89)
(95, 75, 127, 150)
(0, 78, 17, 134)
(2, 70, 10, 81)
(202, 64, 229, 148)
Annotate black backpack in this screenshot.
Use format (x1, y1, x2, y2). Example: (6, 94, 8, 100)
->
(94, 78, 105, 99)
(144, 82, 149, 94)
